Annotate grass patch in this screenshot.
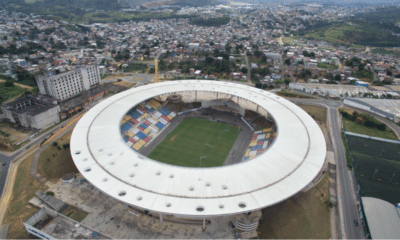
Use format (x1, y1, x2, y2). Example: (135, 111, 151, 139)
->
(298, 105, 327, 123)
(3, 154, 48, 239)
(147, 117, 240, 167)
(123, 63, 148, 72)
(59, 205, 89, 222)
(317, 62, 338, 69)
(340, 108, 398, 140)
(343, 119, 397, 140)
(257, 173, 331, 239)
(0, 82, 26, 103)
(38, 129, 79, 183)
(276, 90, 316, 99)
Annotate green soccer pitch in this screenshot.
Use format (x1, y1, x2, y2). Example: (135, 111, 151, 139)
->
(147, 117, 241, 168)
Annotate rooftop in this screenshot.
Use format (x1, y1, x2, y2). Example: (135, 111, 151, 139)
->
(1, 94, 58, 116)
(361, 197, 400, 239)
(70, 80, 326, 217)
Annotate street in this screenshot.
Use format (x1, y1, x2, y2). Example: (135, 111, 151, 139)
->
(0, 92, 383, 239)
(289, 98, 361, 239)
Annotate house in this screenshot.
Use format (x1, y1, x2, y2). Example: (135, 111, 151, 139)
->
(355, 80, 369, 87)
(251, 63, 258, 68)
(194, 70, 202, 77)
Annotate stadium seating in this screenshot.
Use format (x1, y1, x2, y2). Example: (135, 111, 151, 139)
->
(241, 128, 276, 162)
(121, 99, 176, 151)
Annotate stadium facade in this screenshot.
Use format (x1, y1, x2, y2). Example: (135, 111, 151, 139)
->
(70, 80, 326, 218)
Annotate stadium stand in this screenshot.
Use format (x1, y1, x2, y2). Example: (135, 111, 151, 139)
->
(120, 99, 176, 151)
(243, 128, 276, 162)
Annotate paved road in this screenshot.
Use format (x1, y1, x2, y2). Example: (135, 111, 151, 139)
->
(0, 122, 64, 197)
(329, 107, 360, 239)
(0, 95, 109, 199)
(289, 98, 361, 239)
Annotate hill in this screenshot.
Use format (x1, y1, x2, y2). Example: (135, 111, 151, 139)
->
(304, 23, 400, 47)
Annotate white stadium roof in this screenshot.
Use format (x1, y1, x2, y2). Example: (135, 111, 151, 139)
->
(70, 80, 326, 217)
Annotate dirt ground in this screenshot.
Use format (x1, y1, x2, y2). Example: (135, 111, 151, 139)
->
(257, 174, 331, 239)
(298, 105, 327, 123)
(37, 129, 79, 183)
(0, 79, 33, 90)
(0, 122, 34, 144)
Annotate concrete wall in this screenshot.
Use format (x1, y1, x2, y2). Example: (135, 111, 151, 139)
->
(81, 67, 91, 91)
(28, 106, 60, 129)
(24, 208, 57, 239)
(201, 100, 245, 116)
(35, 75, 48, 96)
(1, 107, 15, 123)
(158, 91, 269, 118)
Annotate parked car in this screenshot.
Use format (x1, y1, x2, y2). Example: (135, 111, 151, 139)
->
(354, 220, 358, 227)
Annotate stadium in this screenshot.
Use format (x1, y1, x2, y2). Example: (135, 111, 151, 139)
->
(70, 80, 326, 227)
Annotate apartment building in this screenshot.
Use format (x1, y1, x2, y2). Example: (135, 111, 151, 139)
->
(36, 64, 101, 101)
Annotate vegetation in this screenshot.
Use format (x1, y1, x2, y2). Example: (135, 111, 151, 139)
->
(257, 173, 331, 239)
(317, 62, 338, 69)
(38, 129, 79, 182)
(5, 0, 121, 22)
(339, 109, 398, 140)
(302, 23, 399, 47)
(59, 205, 89, 222)
(276, 90, 316, 99)
(298, 105, 327, 123)
(0, 42, 46, 55)
(0, 81, 26, 104)
(3, 154, 48, 239)
(124, 63, 148, 72)
(190, 16, 230, 27)
(350, 6, 400, 46)
(148, 117, 240, 167)
(371, 47, 400, 57)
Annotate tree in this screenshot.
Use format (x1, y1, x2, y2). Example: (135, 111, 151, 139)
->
(177, 43, 184, 48)
(225, 43, 232, 53)
(387, 70, 393, 76)
(254, 50, 262, 58)
(4, 81, 14, 87)
(345, 60, 353, 67)
(240, 67, 248, 74)
(284, 79, 291, 85)
(210, 41, 214, 46)
(285, 58, 291, 66)
(205, 57, 214, 65)
(261, 55, 267, 63)
(334, 74, 342, 81)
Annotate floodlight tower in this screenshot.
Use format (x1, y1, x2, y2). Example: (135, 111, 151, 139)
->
(154, 59, 159, 83)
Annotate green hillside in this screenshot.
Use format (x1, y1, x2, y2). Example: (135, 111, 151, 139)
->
(304, 23, 399, 47)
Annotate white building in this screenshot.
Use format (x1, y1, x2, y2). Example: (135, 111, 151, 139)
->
(36, 64, 101, 101)
(1, 95, 60, 130)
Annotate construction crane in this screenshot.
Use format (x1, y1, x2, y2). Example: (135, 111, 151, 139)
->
(154, 59, 159, 83)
